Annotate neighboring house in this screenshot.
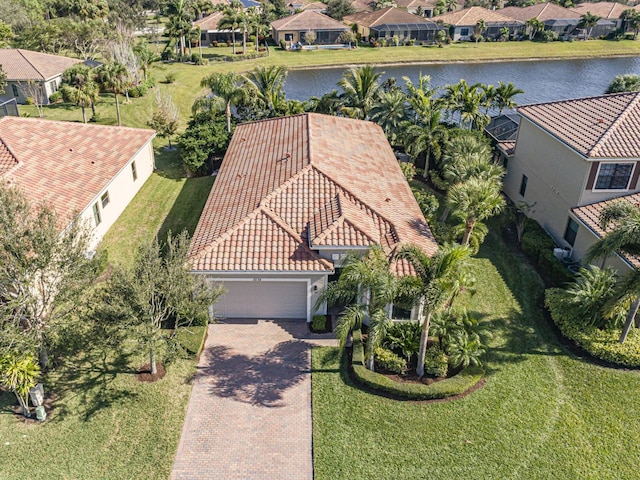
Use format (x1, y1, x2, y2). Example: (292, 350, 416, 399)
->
(195, 12, 236, 46)
(501, 92, 640, 273)
(573, 1, 629, 29)
(271, 10, 350, 46)
(500, 2, 582, 37)
(395, 0, 442, 17)
(189, 113, 438, 322)
(0, 117, 156, 248)
(288, 0, 328, 14)
(0, 49, 84, 105)
(433, 6, 523, 40)
(344, 7, 445, 42)
(350, 0, 375, 13)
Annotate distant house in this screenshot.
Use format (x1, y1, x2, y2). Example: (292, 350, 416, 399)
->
(501, 93, 640, 273)
(195, 12, 236, 46)
(433, 6, 523, 41)
(395, 0, 440, 17)
(344, 7, 445, 42)
(573, 1, 630, 30)
(0, 117, 156, 248)
(271, 11, 350, 46)
(0, 49, 84, 105)
(500, 2, 582, 37)
(189, 113, 437, 321)
(288, 0, 327, 14)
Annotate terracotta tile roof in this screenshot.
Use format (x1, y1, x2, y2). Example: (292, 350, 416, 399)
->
(300, 1, 327, 11)
(572, 192, 640, 268)
(517, 92, 640, 159)
(0, 117, 155, 223)
(190, 113, 437, 273)
(351, 0, 375, 13)
(194, 12, 224, 31)
(433, 6, 522, 25)
(500, 3, 580, 21)
(573, 2, 630, 19)
(271, 10, 349, 30)
(396, 0, 439, 9)
(344, 7, 438, 27)
(0, 139, 19, 177)
(0, 49, 82, 81)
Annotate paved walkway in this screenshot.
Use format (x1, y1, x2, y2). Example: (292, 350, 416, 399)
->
(171, 319, 337, 480)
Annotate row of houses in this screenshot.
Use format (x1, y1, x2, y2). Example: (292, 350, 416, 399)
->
(194, 1, 640, 48)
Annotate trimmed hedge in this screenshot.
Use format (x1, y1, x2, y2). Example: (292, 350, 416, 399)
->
(545, 289, 640, 367)
(174, 326, 208, 357)
(350, 329, 484, 400)
(520, 222, 575, 286)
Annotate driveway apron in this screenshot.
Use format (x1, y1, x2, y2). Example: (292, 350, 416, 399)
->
(171, 319, 336, 480)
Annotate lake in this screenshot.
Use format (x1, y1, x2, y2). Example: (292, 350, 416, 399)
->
(284, 56, 640, 104)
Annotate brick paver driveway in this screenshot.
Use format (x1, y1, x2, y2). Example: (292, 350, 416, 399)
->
(171, 319, 336, 480)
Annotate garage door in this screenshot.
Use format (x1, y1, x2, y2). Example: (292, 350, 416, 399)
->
(214, 280, 308, 319)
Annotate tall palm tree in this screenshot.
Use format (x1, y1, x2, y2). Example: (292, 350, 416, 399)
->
(219, 5, 243, 55)
(369, 90, 409, 146)
(396, 243, 471, 377)
(166, 0, 194, 56)
(481, 83, 497, 116)
(403, 74, 438, 124)
(96, 61, 129, 126)
(579, 12, 601, 40)
(621, 9, 640, 39)
(474, 19, 487, 45)
(200, 72, 248, 133)
(586, 201, 640, 343)
(337, 65, 382, 120)
(494, 81, 524, 114)
(243, 65, 288, 117)
(447, 177, 505, 246)
(60, 80, 99, 123)
(403, 99, 448, 179)
(459, 82, 488, 130)
(526, 17, 544, 39)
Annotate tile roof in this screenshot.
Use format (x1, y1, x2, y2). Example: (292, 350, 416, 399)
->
(517, 92, 640, 159)
(344, 7, 438, 27)
(0, 117, 155, 224)
(300, 1, 327, 11)
(395, 0, 440, 9)
(194, 12, 224, 31)
(500, 2, 580, 21)
(572, 192, 640, 268)
(0, 49, 82, 81)
(190, 113, 437, 273)
(572, 1, 630, 19)
(0, 138, 19, 177)
(271, 10, 349, 30)
(433, 6, 522, 25)
(351, 0, 375, 13)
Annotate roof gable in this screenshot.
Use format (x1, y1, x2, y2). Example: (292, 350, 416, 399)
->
(0, 49, 82, 81)
(194, 12, 224, 30)
(271, 10, 349, 30)
(344, 7, 438, 27)
(517, 92, 640, 159)
(500, 3, 580, 21)
(573, 2, 630, 19)
(433, 6, 522, 25)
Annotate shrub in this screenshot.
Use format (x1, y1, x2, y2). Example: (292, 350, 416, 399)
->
(24, 97, 34, 105)
(161, 50, 174, 61)
(164, 72, 177, 84)
(541, 30, 558, 42)
(424, 345, 448, 377)
(520, 222, 574, 286)
(279, 39, 287, 50)
(128, 83, 148, 98)
(383, 321, 421, 362)
(311, 314, 326, 332)
(374, 347, 407, 374)
(48, 91, 63, 103)
(545, 288, 640, 367)
(212, 41, 218, 47)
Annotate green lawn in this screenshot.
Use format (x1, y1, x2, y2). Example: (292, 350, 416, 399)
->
(312, 223, 640, 480)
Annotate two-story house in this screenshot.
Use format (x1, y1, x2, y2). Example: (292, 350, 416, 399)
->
(501, 92, 640, 273)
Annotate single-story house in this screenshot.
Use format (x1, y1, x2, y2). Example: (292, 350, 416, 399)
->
(500, 2, 582, 37)
(271, 10, 350, 46)
(350, 0, 375, 13)
(0, 117, 156, 248)
(344, 7, 445, 42)
(501, 92, 640, 273)
(433, 6, 524, 41)
(194, 12, 238, 46)
(573, 1, 630, 29)
(395, 0, 441, 17)
(288, 0, 328, 14)
(189, 113, 438, 322)
(0, 49, 84, 105)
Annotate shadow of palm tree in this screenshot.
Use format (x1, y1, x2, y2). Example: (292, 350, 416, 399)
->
(199, 339, 310, 407)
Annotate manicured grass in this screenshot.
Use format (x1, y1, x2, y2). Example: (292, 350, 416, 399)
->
(312, 223, 640, 479)
(0, 344, 195, 480)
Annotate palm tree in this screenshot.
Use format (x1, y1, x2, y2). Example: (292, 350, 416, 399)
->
(166, 0, 194, 56)
(403, 99, 448, 179)
(605, 74, 640, 94)
(200, 72, 248, 133)
(60, 80, 99, 123)
(526, 17, 544, 40)
(579, 12, 601, 40)
(481, 83, 497, 116)
(443, 79, 487, 129)
(337, 65, 382, 120)
(396, 243, 471, 377)
(494, 81, 524, 114)
(243, 65, 288, 117)
(447, 177, 506, 246)
(403, 74, 438, 124)
(369, 90, 409, 146)
(621, 9, 640, 39)
(445, 0, 457, 12)
(219, 6, 243, 55)
(315, 246, 417, 371)
(96, 61, 129, 126)
(586, 201, 640, 343)
(474, 19, 487, 45)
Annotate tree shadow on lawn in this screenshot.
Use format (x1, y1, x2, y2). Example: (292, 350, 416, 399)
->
(199, 340, 310, 407)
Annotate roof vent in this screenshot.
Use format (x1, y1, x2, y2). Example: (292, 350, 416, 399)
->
(279, 153, 291, 162)
(91, 160, 95, 164)
(385, 197, 391, 202)
(69, 148, 73, 152)
(598, 118, 604, 124)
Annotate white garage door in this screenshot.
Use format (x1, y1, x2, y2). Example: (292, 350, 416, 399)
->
(214, 280, 308, 319)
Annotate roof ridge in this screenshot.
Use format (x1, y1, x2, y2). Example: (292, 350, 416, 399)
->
(0, 115, 155, 134)
(17, 49, 45, 80)
(589, 92, 640, 157)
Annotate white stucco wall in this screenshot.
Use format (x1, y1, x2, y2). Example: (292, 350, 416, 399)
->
(79, 139, 155, 249)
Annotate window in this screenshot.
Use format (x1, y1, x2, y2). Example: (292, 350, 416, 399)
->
(519, 174, 528, 197)
(564, 218, 579, 247)
(11, 85, 18, 97)
(284, 33, 294, 41)
(460, 28, 469, 36)
(594, 163, 633, 190)
(92, 203, 101, 226)
(101, 191, 110, 208)
(131, 161, 138, 181)
(49, 81, 58, 93)
(392, 304, 412, 320)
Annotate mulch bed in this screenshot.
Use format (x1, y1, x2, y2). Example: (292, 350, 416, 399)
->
(9, 392, 57, 424)
(136, 363, 166, 383)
